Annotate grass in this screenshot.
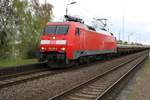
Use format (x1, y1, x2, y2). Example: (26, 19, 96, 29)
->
(0, 58, 38, 68)
(125, 59, 150, 100)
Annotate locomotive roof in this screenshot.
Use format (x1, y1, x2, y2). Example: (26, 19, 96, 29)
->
(46, 21, 88, 29)
(46, 21, 112, 36)
(47, 21, 81, 25)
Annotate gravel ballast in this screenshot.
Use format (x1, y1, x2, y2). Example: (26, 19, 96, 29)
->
(0, 53, 142, 100)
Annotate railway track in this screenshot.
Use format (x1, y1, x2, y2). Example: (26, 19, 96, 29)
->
(0, 51, 148, 94)
(0, 62, 77, 88)
(0, 52, 134, 88)
(0, 62, 46, 77)
(0, 60, 105, 89)
(0, 68, 58, 88)
(49, 51, 148, 100)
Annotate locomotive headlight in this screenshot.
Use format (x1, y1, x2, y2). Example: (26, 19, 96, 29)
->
(52, 36, 56, 39)
(41, 47, 45, 50)
(61, 47, 66, 51)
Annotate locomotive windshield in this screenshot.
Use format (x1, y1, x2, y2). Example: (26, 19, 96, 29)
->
(44, 25, 69, 34)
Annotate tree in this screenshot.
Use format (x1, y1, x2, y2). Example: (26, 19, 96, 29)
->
(0, 0, 53, 59)
(0, 0, 16, 58)
(13, 0, 53, 58)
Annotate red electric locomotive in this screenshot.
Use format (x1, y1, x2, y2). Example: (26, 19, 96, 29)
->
(38, 15, 117, 67)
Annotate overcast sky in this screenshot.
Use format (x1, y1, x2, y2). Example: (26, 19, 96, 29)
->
(40, 0, 150, 44)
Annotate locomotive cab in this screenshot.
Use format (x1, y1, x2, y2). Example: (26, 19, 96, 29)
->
(39, 23, 71, 64)
(40, 25, 68, 52)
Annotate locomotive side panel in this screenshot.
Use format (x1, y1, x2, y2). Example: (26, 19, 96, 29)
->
(103, 35, 117, 52)
(73, 29, 117, 58)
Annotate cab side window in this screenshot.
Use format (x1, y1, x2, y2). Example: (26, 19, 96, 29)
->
(75, 28, 80, 36)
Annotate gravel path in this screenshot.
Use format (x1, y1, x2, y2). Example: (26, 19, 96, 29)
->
(0, 53, 140, 100)
(116, 58, 150, 100)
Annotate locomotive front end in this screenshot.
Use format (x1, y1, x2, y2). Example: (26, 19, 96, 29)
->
(38, 24, 69, 63)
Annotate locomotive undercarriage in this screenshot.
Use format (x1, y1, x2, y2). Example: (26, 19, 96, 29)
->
(38, 51, 116, 68)
(38, 52, 75, 68)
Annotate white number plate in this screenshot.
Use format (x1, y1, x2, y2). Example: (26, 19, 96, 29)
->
(40, 40, 50, 44)
(40, 40, 66, 45)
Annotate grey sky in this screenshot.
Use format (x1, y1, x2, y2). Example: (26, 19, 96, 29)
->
(40, 0, 150, 44)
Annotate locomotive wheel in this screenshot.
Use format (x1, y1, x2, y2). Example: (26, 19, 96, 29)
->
(86, 57, 90, 64)
(74, 60, 79, 67)
(79, 57, 84, 64)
